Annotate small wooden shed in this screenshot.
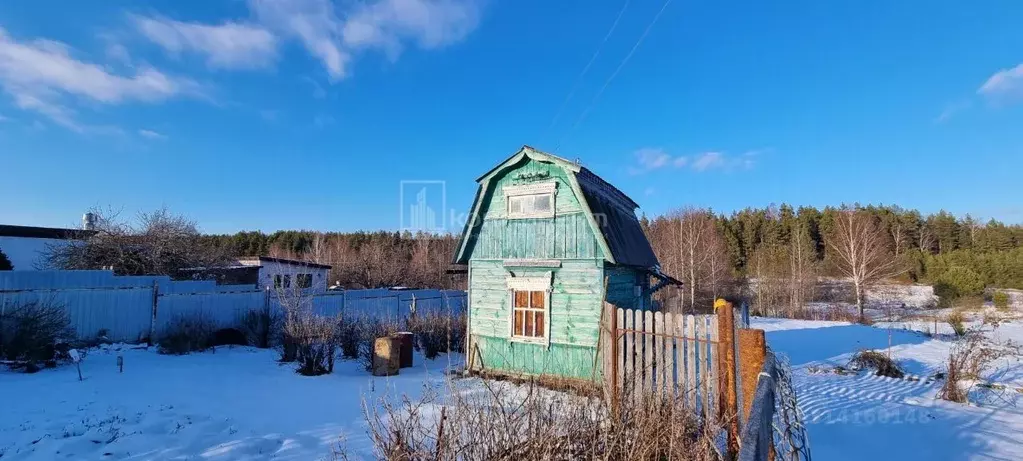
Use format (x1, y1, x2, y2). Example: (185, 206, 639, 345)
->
(454, 146, 679, 380)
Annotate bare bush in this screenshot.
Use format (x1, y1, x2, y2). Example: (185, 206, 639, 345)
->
(849, 350, 904, 378)
(946, 311, 967, 337)
(0, 300, 75, 371)
(240, 306, 281, 349)
(158, 314, 216, 355)
(407, 312, 467, 359)
(362, 379, 716, 460)
(282, 310, 341, 376)
(781, 305, 865, 324)
(939, 333, 1004, 404)
(337, 314, 367, 360)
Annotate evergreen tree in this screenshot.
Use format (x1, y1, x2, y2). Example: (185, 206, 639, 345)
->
(0, 246, 12, 270)
(927, 211, 960, 253)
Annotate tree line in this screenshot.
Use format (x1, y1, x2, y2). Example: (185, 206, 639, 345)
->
(643, 204, 1023, 315)
(41, 208, 461, 290)
(43, 205, 1023, 314)
(201, 230, 460, 289)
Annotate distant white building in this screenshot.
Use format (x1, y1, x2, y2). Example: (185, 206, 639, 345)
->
(236, 256, 332, 293)
(179, 256, 332, 293)
(0, 224, 97, 270)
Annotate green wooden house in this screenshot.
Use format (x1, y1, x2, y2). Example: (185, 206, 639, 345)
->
(453, 146, 679, 380)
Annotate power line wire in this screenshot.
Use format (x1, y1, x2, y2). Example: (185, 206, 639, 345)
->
(545, 0, 632, 137)
(555, 0, 673, 153)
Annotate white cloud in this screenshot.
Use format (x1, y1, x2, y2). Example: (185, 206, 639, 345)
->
(936, 100, 971, 123)
(691, 152, 724, 172)
(0, 27, 199, 130)
(249, 0, 480, 81)
(138, 129, 167, 139)
(631, 147, 764, 174)
(978, 63, 1023, 103)
(249, 0, 351, 80)
(634, 147, 671, 170)
(342, 0, 481, 53)
(132, 15, 278, 70)
(629, 147, 687, 174)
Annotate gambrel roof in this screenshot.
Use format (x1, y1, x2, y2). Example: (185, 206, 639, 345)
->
(453, 146, 659, 269)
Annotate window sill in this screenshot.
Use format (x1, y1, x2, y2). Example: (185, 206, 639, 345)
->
(509, 336, 548, 346)
(506, 212, 555, 220)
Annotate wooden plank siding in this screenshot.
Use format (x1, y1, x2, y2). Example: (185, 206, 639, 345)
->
(467, 214, 602, 260)
(469, 260, 603, 347)
(604, 265, 642, 311)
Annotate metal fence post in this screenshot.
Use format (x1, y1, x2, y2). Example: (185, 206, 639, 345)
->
(149, 280, 159, 346)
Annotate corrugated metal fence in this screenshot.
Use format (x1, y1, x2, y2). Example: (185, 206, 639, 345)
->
(0, 271, 466, 342)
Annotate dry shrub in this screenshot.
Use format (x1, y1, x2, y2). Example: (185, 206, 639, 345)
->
(158, 314, 216, 355)
(939, 333, 1003, 404)
(939, 350, 968, 403)
(407, 312, 467, 359)
(282, 310, 340, 376)
(0, 300, 75, 371)
(946, 311, 967, 337)
(993, 292, 1010, 310)
(363, 379, 716, 461)
(784, 306, 867, 324)
(337, 314, 367, 360)
(240, 306, 281, 349)
(849, 350, 904, 378)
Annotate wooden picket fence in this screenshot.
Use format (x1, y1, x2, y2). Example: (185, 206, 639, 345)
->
(605, 306, 724, 421)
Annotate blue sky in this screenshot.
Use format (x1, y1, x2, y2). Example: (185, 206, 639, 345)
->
(1, 0, 1022, 234)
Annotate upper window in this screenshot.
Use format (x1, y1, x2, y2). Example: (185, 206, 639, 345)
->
(508, 194, 552, 216)
(503, 181, 556, 219)
(296, 273, 313, 289)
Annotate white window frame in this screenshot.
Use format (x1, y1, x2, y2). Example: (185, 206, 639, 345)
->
(506, 272, 553, 345)
(503, 181, 556, 219)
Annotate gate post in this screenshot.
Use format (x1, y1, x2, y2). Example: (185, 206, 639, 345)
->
(715, 299, 739, 458)
(738, 329, 767, 423)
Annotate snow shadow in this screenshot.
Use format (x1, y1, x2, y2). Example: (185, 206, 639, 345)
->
(765, 324, 929, 367)
(799, 371, 1023, 461)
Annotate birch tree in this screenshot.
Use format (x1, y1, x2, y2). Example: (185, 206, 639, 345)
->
(826, 210, 904, 321)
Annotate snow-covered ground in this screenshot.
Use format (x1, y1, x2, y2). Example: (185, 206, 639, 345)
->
(0, 345, 463, 460)
(5, 310, 1023, 461)
(756, 312, 1023, 461)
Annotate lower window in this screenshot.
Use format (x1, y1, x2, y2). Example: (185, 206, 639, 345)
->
(513, 290, 546, 338)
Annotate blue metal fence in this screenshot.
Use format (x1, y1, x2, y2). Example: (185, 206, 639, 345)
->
(0, 270, 466, 342)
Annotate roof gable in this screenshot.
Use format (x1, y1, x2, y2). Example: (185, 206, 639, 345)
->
(454, 146, 659, 269)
